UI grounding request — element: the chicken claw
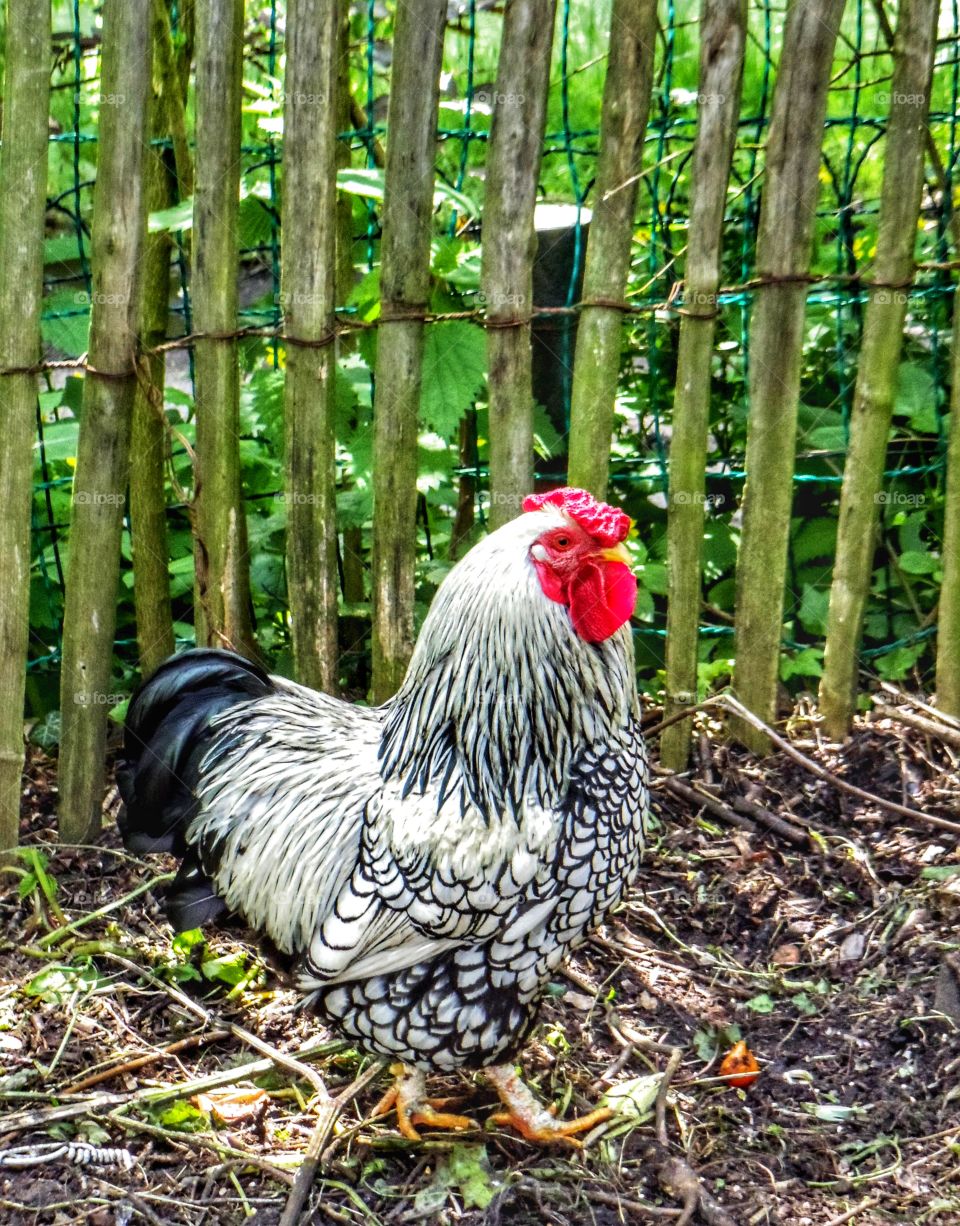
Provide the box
[373,1063,478,1141]
[486,1063,612,1146]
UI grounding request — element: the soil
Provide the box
[1,702,958,1225]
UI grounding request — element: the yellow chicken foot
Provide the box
[486,1063,612,1146]
[372,1062,478,1141]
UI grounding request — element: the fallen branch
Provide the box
[278,1060,385,1226]
[97,951,333,1100]
[871,701,960,752]
[823,1196,881,1226]
[584,1187,681,1218]
[60,1028,231,1095]
[660,776,759,837]
[0,1038,346,1137]
[714,695,960,837]
[109,1112,296,1186]
[878,681,960,730]
[655,1048,683,1146]
[37,873,175,948]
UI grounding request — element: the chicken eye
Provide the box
[554,534,572,549]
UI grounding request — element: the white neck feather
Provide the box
[379,510,638,818]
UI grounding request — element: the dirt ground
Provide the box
[1,699,959,1225]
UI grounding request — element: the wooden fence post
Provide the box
[731,0,846,751]
[193,0,255,657]
[281,0,340,693]
[370,0,447,702]
[130,0,190,679]
[937,289,960,715]
[566,0,657,500]
[0,0,52,854]
[820,0,940,738]
[482,0,557,529]
[58,0,152,842]
[660,0,747,772]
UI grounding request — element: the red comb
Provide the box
[521,487,631,546]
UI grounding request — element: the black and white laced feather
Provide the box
[118,506,649,1070]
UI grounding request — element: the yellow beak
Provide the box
[599,542,633,567]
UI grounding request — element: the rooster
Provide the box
[118,487,648,1142]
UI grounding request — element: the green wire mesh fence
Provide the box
[25,0,960,710]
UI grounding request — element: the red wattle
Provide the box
[568,561,637,643]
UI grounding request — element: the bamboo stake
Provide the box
[730,0,846,752]
[58,0,152,842]
[335,10,366,663]
[481,0,557,529]
[0,0,51,855]
[281,0,340,693]
[660,0,747,772]
[936,286,960,714]
[192,0,255,657]
[819,0,939,739]
[130,1,185,678]
[370,0,447,702]
[566,0,657,500]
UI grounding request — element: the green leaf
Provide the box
[41,290,90,357]
[894,362,938,432]
[150,1099,208,1132]
[781,646,824,682]
[24,963,102,1003]
[18,872,39,899]
[149,197,194,233]
[602,1072,663,1120]
[873,642,926,681]
[637,561,668,597]
[791,992,819,1016]
[793,517,837,566]
[171,928,206,959]
[798,585,830,635]
[898,549,938,575]
[201,951,250,988]
[29,710,62,750]
[336,167,479,219]
[920,865,960,880]
[419,322,487,435]
[745,993,777,1014]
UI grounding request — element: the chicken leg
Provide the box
[486,1063,612,1145]
[372,1063,478,1141]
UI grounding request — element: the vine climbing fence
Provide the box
[1,0,960,848]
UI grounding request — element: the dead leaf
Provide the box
[192,1085,269,1124]
[771,943,801,967]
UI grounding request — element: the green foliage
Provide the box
[414,1144,499,1214]
[24,959,105,1003]
[24,0,958,710]
[164,928,262,993]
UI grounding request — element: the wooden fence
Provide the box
[0,0,956,850]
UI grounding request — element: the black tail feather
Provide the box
[117,648,273,870]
